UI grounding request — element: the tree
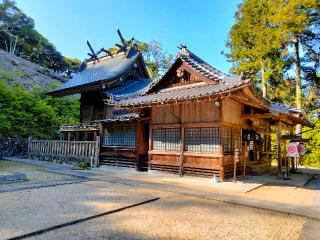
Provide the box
[0,0,34,54]
[225,0,285,99]
[0,79,79,139]
[226,0,320,167]
[137,41,173,79]
[109,40,173,79]
[0,0,70,73]
[269,0,320,134]
[64,57,81,76]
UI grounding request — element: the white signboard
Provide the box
[287,142,298,157]
[298,143,306,156]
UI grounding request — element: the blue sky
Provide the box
[15,0,242,74]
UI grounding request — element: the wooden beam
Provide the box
[240,113,276,119]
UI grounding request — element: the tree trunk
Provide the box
[294,34,302,135]
[261,60,268,99]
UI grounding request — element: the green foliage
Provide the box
[302,119,320,167]
[64,57,82,76]
[136,41,173,79]
[0,0,81,73]
[109,40,173,79]
[0,80,79,139]
[225,0,319,110]
[74,162,91,169]
[226,0,320,167]
[0,67,24,80]
[225,0,286,97]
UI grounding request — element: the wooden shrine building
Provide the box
[49,32,152,170]
[111,45,313,179]
[49,34,313,180]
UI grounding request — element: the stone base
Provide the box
[0,172,26,183]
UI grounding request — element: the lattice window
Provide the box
[262,135,271,152]
[103,123,135,147]
[152,128,181,151]
[185,127,220,152]
[223,128,232,154]
[224,127,241,154]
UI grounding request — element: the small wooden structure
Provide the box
[28,139,100,167]
[49,30,151,170]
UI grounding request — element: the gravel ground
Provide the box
[0,181,161,240]
[0,160,73,185]
[247,185,315,206]
[29,188,305,240]
[0,179,306,240]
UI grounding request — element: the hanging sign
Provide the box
[298,143,306,156]
[287,142,298,157]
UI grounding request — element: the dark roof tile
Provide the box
[49,49,141,95]
[112,78,250,107]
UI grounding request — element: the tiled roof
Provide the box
[146,45,229,93]
[49,48,141,95]
[269,102,303,115]
[112,109,140,119]
[104,78,152,100]
[93,109,140,123]
[112,77,250,107]
[269,102,314,127]
[177,46,228,81]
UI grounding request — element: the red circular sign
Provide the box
[287,143,298,157]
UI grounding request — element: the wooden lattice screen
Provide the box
[223,127,241,154]
[185,127,220,152]
[153,128,181,151]
[104,123,136,147]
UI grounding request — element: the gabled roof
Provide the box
[177,46,228,81]
[112,77,250,107]
[111,46,247,107]
[49,47,149,96]
[147,45,229,93]
[270,102,314,127]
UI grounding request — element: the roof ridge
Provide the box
[177,45,228,79]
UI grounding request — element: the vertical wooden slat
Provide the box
[276,121,282,177]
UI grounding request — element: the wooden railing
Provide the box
[28,139,100,167]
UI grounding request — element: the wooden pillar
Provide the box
[135,122,141,171]
[276,121,282,177]
[67,132,71,141]
[233,143,239,182]
[243,142,247,176]
[28,137,32,159]
[76,132,79,141]
[94,135,100,168]
[179,104,185,177]
[148,108,153,171]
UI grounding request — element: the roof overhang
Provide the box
[111,81,251,109]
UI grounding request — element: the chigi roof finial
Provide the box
[178,44,190,56]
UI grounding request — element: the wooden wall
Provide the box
[80,91,104,123]
[151,101,220,125]
[152,105,181,124]
[222,99,242,125]
[149,100,224,177]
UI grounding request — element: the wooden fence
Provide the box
[28,138,100,167]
